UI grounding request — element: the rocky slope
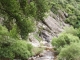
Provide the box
[28,11,69,46]
[28,11,69,60]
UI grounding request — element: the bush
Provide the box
[51,33,79,52]
[63,27,80,38]
[12,40,33,59]
[51,0,80,28]
[0,25,9,35]
[0,47,15,59]
[32,47,44,56]
[9,25,19,39]
[64,27,78,35]
[0,40,33,60]
[0,25,33,59]
[57,43,80,60]
[0,25,15,59]
[0,25,14,48]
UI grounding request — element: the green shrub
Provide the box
[0,47,15,59]
[64,2,80,28]
[52,33,79,52]
[65,15,79,28]
[51,0,80,28]
[9,25,19,39]
[0,25,14,48]
[0,40,33,60]
[63,27,80,38]
[0,25,33,59]
[64,27,78,35]
[33,0,50,20]
[0,25,8,35]
[57,43,80,60]
[12,40,33,59]
[0,25,15,59]
[32,47,44,56]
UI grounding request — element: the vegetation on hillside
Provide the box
[0,25,33,59]
[0,0,50,59]
[51,0,80,60]
[0,0,50,39]
[51,0,80,28]
[0,0,80,60]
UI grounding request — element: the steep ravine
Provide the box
[28,11,69,60]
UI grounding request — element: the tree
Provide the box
[0,0,50,39]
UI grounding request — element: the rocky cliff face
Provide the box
[28,11,69,47]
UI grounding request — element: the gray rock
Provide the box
[39,30,50,42]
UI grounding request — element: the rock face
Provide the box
[28,11,69,60]
[36,11,69,42]
[44,16,63,33]
[28,11,69,47]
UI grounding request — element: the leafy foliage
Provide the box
[0,25,33,59]
[51,0,80,59]
[33,0,50,20]
[63,27,80,38]
[32,47,44,56]
[51,0,80,28]
[0,0,50,39]
[0,40,33,60]
[9,25,19,39]
[0,0,51,59]
[52,33,79,52]
[57,43,80,60]
[12,40,33,59]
